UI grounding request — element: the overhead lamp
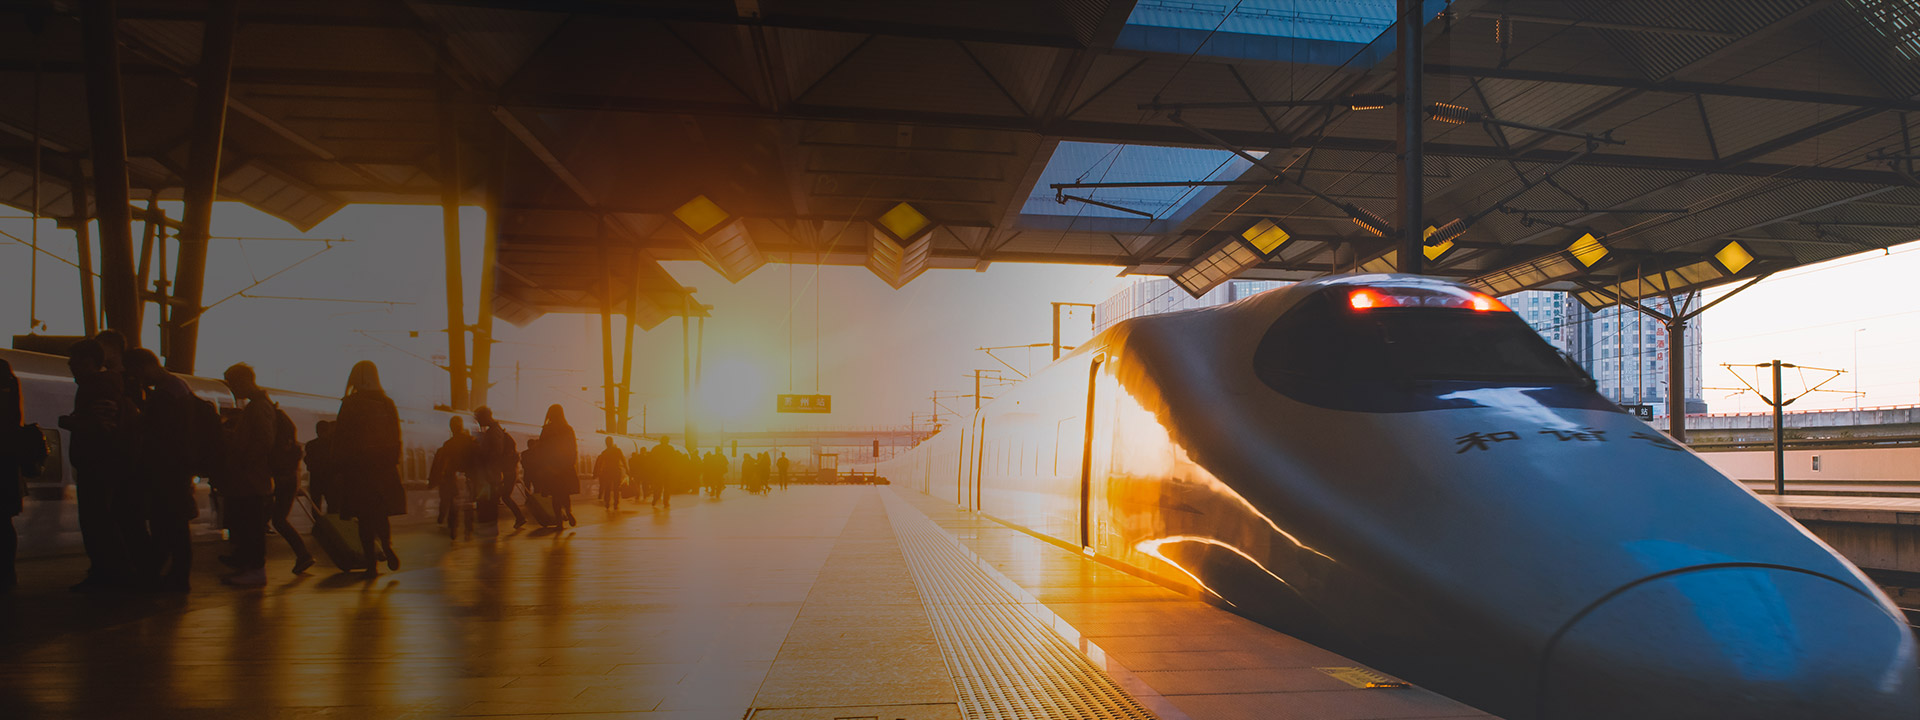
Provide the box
[875,202,933,245]
[1241,218,1293,255]
[868,202,936,289]
[1568,232,1609,268]
[672,195,730,236]
[1712,240,1754,275]
[671,194,765,283]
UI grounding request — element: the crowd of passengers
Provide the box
[0,328,792,593]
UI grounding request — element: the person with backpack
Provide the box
[267,401,314,576]
[123,350,200,592]
[471,406,522,530]
[217,364,278,587]
[334,361,405,574]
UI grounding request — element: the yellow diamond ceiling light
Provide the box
[1568,232,1608,268]
[673,195,730,237]
[1240,218,1292,255]
[877,202,932,243]
[1714,240,1753,274]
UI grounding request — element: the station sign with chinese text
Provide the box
[778,394,832,413]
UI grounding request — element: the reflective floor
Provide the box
[0,487,1489,719]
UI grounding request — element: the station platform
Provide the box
[0,486,1491,719]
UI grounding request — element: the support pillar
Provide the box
[438,91,470,410]
[69,167,98,337]
[472,148,501,409]
[616,254,638,434]
[168,0,238,372]
[598,236,618,435]
[683,295,698,452]
[1772,360,1786,497]
[1667,318,1687,441]
[81,0,140,340]
[1395,0,1425,275]
[134,198,157,331]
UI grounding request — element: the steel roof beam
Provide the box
[1428,64,1920,112]
[410,0,1085,48]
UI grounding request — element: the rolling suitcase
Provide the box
[525,491,558,527]
[302,496,366,571]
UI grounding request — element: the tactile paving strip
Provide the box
[884,494,1158,720]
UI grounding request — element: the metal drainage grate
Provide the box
[884,494,1158,720]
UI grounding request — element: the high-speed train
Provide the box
[4,347,591,557]
[879,274,1919,719]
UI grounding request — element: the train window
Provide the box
[1257,288,1589,410]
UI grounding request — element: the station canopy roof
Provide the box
[6,0,1920,320]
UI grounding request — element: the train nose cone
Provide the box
[1542,566,1918,720]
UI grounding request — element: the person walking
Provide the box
[334,361,405,575]
[629,445,651,507]
[218,364,278,587]
[305,421,337,513]
[595,438,625,511]
[705,449,727,498]
[124,350,199,591]
[472,407,523,529]
[60,339,131,591]
[266,399,314,576]
[429,416,475,540]
[1,358,44,592]
[776,452,789,490]
[532,405,578,527]
[595,439,625,514]
[649,439,677,508]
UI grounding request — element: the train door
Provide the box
[1079,356,1103,549]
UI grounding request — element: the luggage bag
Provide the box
[301,496,367,570]
[525,490,558,527]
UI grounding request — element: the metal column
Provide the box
[69,167,98,337]
[616,254,639,434]
[1395,0,1425,275]
[1667,318,1688,441]
[472,148,501,409]
[1772,359,1786,497]
[168,0,239,372]
[438,93,470,410]
[683,295,698,452]
[598,236,618,434]
[81,0,140,339]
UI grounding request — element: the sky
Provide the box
[3,200,1917,426]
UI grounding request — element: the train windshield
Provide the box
[1256,287,1586,403]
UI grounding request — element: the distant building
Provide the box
[1484,290,1707,416]
[1094,281,1707,415]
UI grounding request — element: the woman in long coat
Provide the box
[333,361,405,573]
[533,404,578,527]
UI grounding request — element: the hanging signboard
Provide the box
[778,394,832,414]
